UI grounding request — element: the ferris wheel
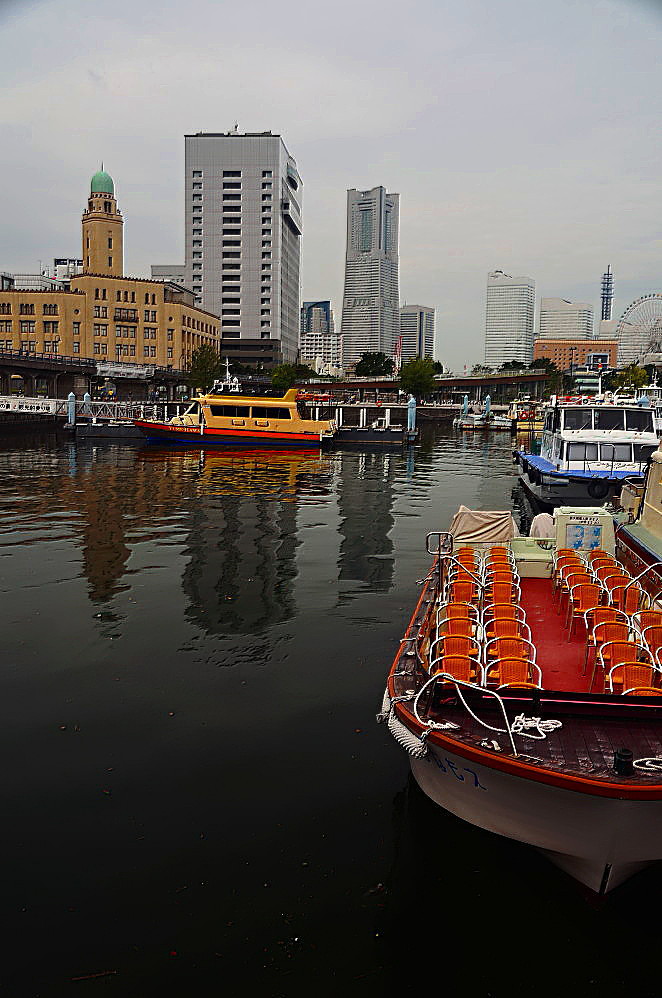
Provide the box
[616,293,662,365]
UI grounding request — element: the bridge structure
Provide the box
[295,369,550,401]
[0,348,188,400]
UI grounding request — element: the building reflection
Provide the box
[336,451,395,594]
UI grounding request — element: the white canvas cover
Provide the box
[448,505,520,543]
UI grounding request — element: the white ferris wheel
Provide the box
[616,293,662,366]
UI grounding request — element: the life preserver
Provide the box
[587,479,610,501]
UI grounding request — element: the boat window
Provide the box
[184,402,200,416]
[250,406,291,419]
[600,443,632,462]
[544,412,554,431]
[563,409,593,430]
[209,404,250,416]
[567,443,599,462]
[594,408,625,430]
[625,410,654,432]
[634,443,657,463]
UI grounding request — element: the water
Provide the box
[0,427,659,997]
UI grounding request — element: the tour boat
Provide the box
[515,396,658,506]
[453,413,512,432]
[379,499,662,893]
[134,376,336,449]
[507,398,544,433]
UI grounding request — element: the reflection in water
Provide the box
[337,451,395,595]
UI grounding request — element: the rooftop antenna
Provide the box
[230,122,239,135]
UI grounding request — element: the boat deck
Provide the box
[520,578,589,693]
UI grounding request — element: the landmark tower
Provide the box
[82,168,124,277]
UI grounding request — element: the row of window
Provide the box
[93,288,160,305]
[0,303,61,316]
[191,170,273,178]
[208,405,290,419]
[566,442,656,463]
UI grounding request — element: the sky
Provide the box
[1,0,660,370]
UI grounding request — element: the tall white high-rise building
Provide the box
[484,270,536,368]
[399,305,435,361]
[340,186,400,368]
[538,297,593,340]
[153,130,303,366]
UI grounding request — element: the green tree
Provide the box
[529,357,562,393]
[355,352,394,376]
[500,360,526,371]
[271,364,299,390]
[603,364,648,392]
[399,357,437,398]
[187,344,222,392]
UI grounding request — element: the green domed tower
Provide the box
[82,165,123,275]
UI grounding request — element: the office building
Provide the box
[154,130,303,368]
[340,186,400,368]
[533,338,617,371]
[538,297,593,340]
[0,169,219,367]
[399,304,435,361]
[299,300,341,368]
[484,270,535,367]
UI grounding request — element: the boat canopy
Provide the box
[448,505,520,543]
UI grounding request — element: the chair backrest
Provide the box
[588,549,610,562]
[493,657,535,687]
[623,686,662,697]
[443,618,474,638]
[609,662,656,694]
[486,583,518,604]
[486,571,517,584]
[486,636,535,661]
[570,583,602,609]
[614,584,642,614]
[602,572,631,590]
[482,603,526,624]
[592,607,626,630]
[600,640,650,667]
[595,565,621,582]
[565,572,591,590]
[439,601,473,619]
[593,621,629,647]
[635,610,662,633]
[439,635,478,658]
[449,582,479,604]
[433,655,475,683]
[489,618,529,639]
[642,625,662,653]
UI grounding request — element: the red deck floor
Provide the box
[519,577,591,693]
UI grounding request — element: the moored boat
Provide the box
[507,398,544,433]
[379,501,662,893]
[134,376,336,448]
[515,395,657,506]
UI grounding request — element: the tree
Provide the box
[500,360,526,371]
[399,357,437,398]
[355,352,394,376]
[271,364,299,390]
[529,357,562,393]
[187,344,222,392]
[603,364,648,392]
[433,361,445,374]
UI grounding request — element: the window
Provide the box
[222,228,240,236]
[567,443,598,462]
[73,342,80,353]
[262,194,271,202]
[594,409,624,431]
[93,342,100,355]
[262,252,271,259]
[193,263,202,270]
[563,409,593,431]
[102,289,107,300]
[262,170,272,177]
[223,240,240,247]
[145,293,150,304]
[108,257,113,267]
[209,404,250,416]
[222,308,240,315]
[167,329,174,340]
[193,217,202,224]
[20,303,35,315]
[223,182,241,189]
[261,264,271,271]
[193,240,202,247]
[223,170,241,177]
[0,320,12,332]
[20,321,35,333]
[193,229,202,236]
[262,182,272,190]
[262,229,272,237]
[261,297,271,304]
[193,252,203,258]
[223,263,240,270]
[223,297,240,304]
[600,443,631,462]
[261,309,270,315]
[626,410,654,432]
[143,345,151,356]
[251,406,290,419]
[192,183,202,190]
[43,303,58,315]
[94,324,107,336]
[73,322,80,335]
[167,347,173,358]
[192,194,202,201]
[193,170,203,178]
[222,319,240,327]
[222,252,240,259]
[108,238,113,249]
[129,344,135,356]
[0,303,11,314]
[43,321,58,334]
[635,444,657,463]
[223,193,241,201]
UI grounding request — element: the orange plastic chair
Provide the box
[588,549,611,562]
[433,635,480,663]
[623,687,662,697]
[483,657,542,688]
[484,581,521,606]
[634,610,662,638]
[642,625,662,664]
[565,583,602,638]
[484,636,536,664]
[559,571,592,618]
[432,655,477,684]
[590,640,649,692]
[447,582,480,605]
[583,607,629,674]
[482,602,526,624]
[613,583,642,616]
[441,618,475,639]
[484,618,532,642]
[607,661,659,694]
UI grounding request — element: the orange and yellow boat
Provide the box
[134,378,336,449]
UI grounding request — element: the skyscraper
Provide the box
[153,130,303,366]
[340,187,400,368]
[299,301,341,369]
[484,270,535,368]
[399,305,435,361]
[538,298,593,339]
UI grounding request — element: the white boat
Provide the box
[515,395,658,506]
[453,412,511,431]
[379,503,662,893]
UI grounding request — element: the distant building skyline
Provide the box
[484,270,535,368]
[399,304,435,361]
[340,186,400,368]
[299,300,341,368]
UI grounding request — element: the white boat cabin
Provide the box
[540,399,658,473]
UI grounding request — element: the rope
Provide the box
[633,757,662,772]
[510,715,563,740]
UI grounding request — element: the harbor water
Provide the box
[1,426,660,997]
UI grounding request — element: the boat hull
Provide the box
[518,469,627,507]
[134,419,329,448]
[411,743,662,893]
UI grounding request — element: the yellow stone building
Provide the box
[0,169,220,369]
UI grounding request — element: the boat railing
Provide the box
[412,674,519,756]
[623,563,662,605]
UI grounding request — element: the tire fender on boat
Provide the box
[587,479,610,501]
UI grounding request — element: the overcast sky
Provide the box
[1,0,660,369]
